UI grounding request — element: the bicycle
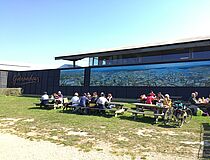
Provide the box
[164,101,192,127]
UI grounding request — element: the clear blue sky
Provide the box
[0,0,210,67]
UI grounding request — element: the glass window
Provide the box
[89,57,93,66]
[193,51,210,59]
[142,55,162,63]
[162,53,190,61]
[93,57,98,66]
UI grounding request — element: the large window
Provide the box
[59,69,84,86]
[90,60,210,87]
[193,50,210,59]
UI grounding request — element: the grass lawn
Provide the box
[0,96,209,159]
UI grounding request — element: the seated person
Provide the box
[139,94,147,103]
[146,93,155,104]
[206,94,210,103]
[163,94,172,108]
[96,92,108,109]
[40,92,49,106]
[188,92,199,116]
[87,92,92,101]
[91,92,98,103]
[107,93,115,109]
[79,93,89,107]
[107,93,113,103]
[70,92,80,106]
[56,91,63,104]
[156,92,164,102]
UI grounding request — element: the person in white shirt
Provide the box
[96,92,108,109]
[40,92,49,106]
[71,92,80,106]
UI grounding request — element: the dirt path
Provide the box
[0,132,131,160]
[0,132,199,160]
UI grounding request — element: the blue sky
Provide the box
[0,0,210,68]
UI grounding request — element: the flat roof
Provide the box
[55,36,210,61]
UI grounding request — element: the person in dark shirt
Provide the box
[79,93,89,107]
[188,92,199,116]
[91,92,98,103]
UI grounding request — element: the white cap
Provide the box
[165,94,170,98]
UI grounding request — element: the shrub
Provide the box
[0,88,22,96]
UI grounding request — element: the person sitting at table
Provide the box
[79,93,89,107]
[145,93,155,104]
[107,93,113,103]
[96,92,108,109]
[72,93,89,113]
[157,92,164,102]
[206,94,210,103]
[149,90,156,97]
[163,94,172,108]
[87,92,92,101]
[189,92,199,105]
[71,92,80,106]
[139,94,147,103]
[91,92,98,103]
[55,91,63,104]
[195,91,199,101]
[188,92,199,116]
[40,92,49,106]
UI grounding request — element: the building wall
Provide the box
[0,71,8,88]
[7,60,210,100]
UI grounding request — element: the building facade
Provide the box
[6,38,210,100]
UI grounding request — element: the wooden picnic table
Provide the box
[195,103,210,114]
[65,101,127,117]
[128,103,167,123]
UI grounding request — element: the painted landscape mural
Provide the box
[60,69,84,86]
[90,61,210,87]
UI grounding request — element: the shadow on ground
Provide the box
[60,109,114,118]
[200,123,210,159]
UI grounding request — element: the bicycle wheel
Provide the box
[176,111,184,128]
[184,108,192,123]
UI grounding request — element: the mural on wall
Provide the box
[12,73,40,86]
[59,69,84,86]
[90,60,210,87]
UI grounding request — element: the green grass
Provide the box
[0,95,209,158]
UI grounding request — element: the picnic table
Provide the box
[196,103,210,114]
[34,102,60,109]
[65,101,127,117]
[128,103,168,123]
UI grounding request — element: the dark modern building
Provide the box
[5,37,210,100]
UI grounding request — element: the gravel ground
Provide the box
[0,133,131,160]
[0,132,199,160]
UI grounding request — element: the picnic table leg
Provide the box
[154,115,158,124]
[133,113,137,120]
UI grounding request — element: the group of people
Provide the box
[188,91,210,116]
[139,90,210,116]
[70,92,113,110]
[40,91,64,106]
[40,90,113,110]
[140,91,172,108]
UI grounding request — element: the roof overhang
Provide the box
[55,37,210,62]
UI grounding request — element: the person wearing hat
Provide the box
[40,91,49,106]
[163,94,172,108]
[71,92,80,106]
